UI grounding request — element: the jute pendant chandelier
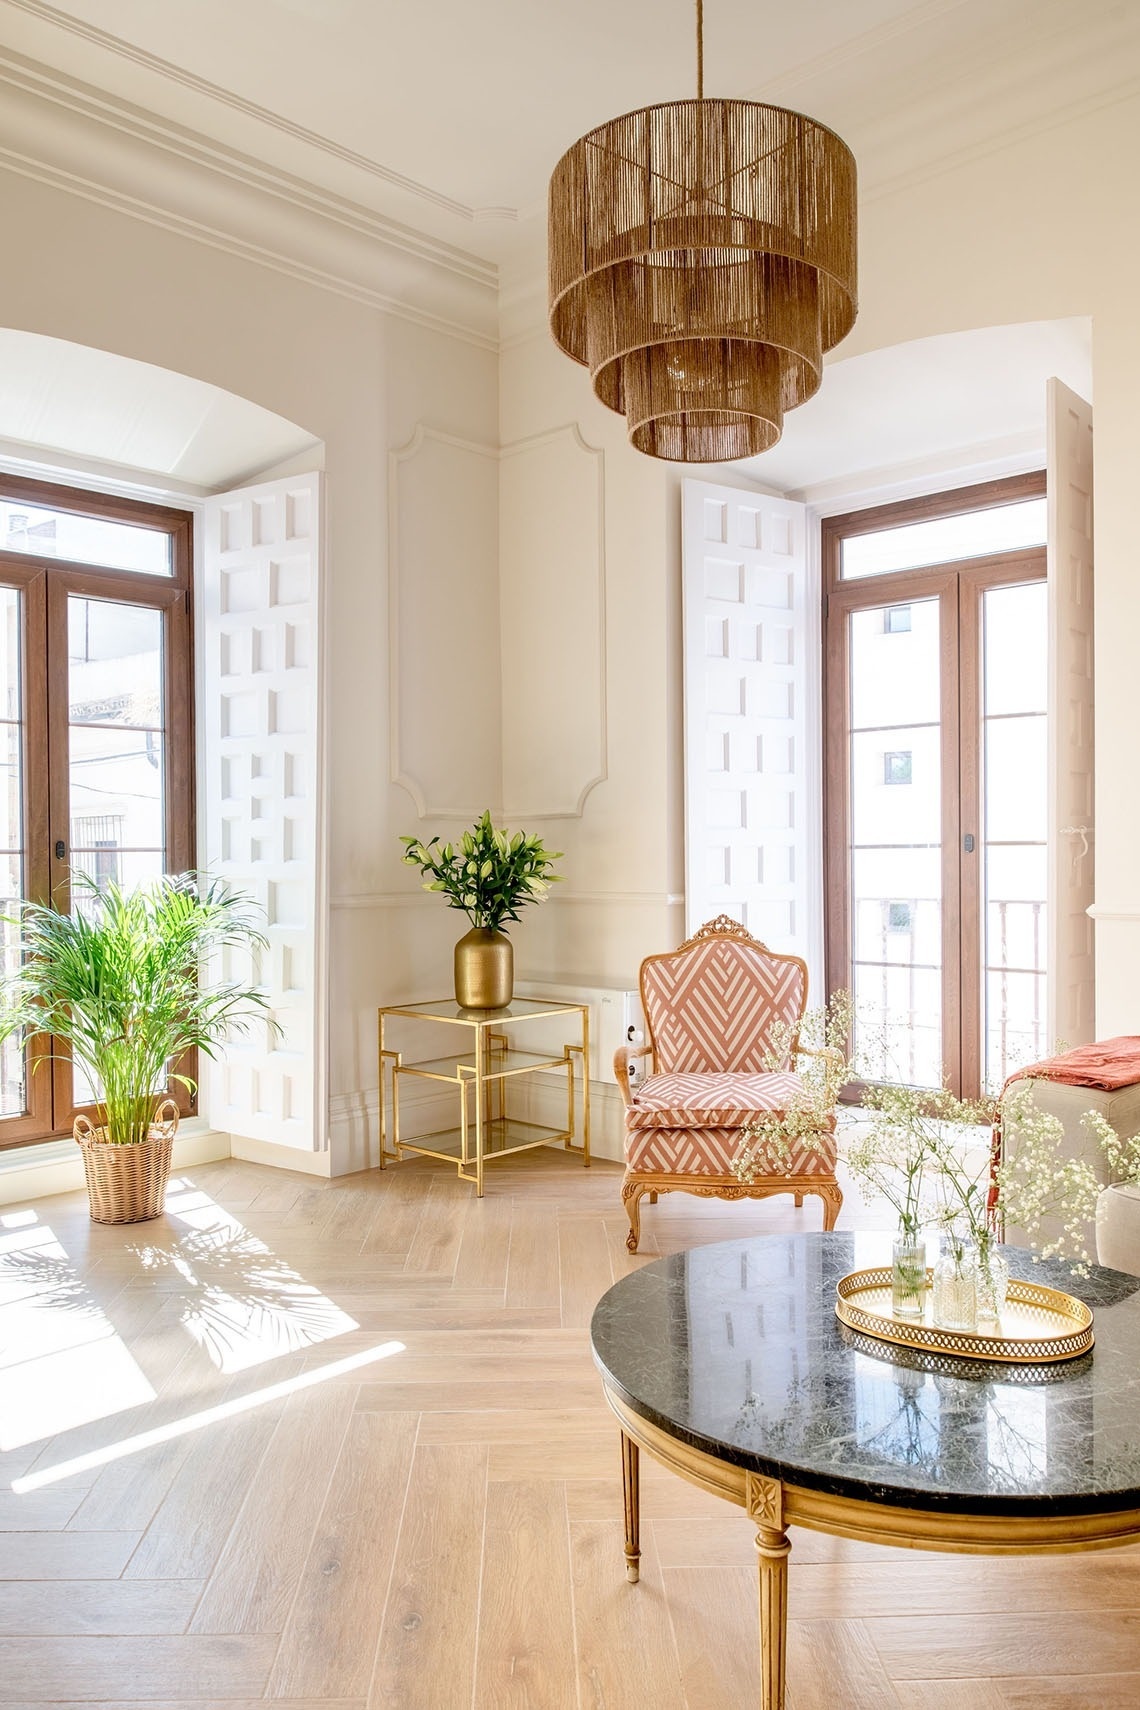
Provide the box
[548,0,857,462]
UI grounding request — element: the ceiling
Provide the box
[2,0,1136,264]
[0,330,321,489]
[744,319,1094,495]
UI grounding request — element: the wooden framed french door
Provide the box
[0,475,194,1148]
[823,474,1048,1098]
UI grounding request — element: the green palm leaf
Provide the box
[0,873,274,1145]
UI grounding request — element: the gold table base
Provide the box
[603,1384,1140,1710]
[377,998,590,1196]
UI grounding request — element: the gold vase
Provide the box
[454,927,513,1009]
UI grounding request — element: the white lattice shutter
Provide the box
[1046,379,1095,1047]
[201,474,325,1152]
[682,480,816,971]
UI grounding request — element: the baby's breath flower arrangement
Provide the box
[732,992,855,1183]
[400,811,562,932]
[995,1085,1139,1269]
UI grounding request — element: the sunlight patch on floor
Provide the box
[0,1216,155,1451]
[11,1336,405,1492]
[131,1182,359,1374]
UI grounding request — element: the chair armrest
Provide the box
[794,1043,843,1068]
[792,1043,847,1116]
[614,1043,653,1107]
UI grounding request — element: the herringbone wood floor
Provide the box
[1,1149,1138,1709]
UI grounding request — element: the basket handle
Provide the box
[152,1098,180,1139]
[73,1112,97,1145]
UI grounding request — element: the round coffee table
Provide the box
[590,1232,1140,1709]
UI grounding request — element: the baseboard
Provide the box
[328,1083,460,1177]
[0,1122,232,1208]
[229,1133,333,1178]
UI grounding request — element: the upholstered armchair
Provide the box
[615,915,843,1252]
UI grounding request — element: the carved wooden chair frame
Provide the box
[614,915,843,1252]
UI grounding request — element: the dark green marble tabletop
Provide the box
[590,1232,1140,1517]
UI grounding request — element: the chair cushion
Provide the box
[626,1070,806,1131]
[626,1123,838,1177]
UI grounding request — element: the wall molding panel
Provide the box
[500,423,607,819]
[389,421,608,823]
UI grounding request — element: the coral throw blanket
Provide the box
[989,1038,1140,1209]
[1003,1037,1140,1094]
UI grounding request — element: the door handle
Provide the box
[963,834,976,853]
[54,840,66,860]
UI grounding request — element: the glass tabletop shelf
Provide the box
[396,1048,571,1082]
[398,1117,571,1165]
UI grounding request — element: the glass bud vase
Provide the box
[891,1232,927,1320]
[932,1239,977,1332]
[971,1239,1010,1328]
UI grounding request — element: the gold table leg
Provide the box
[620,1431,640,1583]
[749,1474,790,1710]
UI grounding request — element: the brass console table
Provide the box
[377,997,590,1195]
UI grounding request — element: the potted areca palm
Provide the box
[0,872,272,1223]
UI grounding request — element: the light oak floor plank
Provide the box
[0,1532,141,1580]
[474,1479,578,1709]
[266,1408,419,1700]
[870,1612,1140,1679]
[123,1400,285,1582]
[0,1634,278,1701]
[0,1577,203,1636]
[368,1442,487,1710]
[571,1521,687,1710]
[189,1382,357,1635]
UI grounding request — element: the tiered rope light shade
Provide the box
[548,3,857,461]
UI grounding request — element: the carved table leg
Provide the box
[620,1431,640,1583]
[749,1474,789,1709]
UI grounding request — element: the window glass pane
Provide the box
[1,499,171,576]
[841,497,1045,580]
[981,581,1048,1090]
[68,597,166,885]
[984,581,1047,715]
[69,600,164,728]
[849,597,942,1087]
[849,599,940,727]
[984,716,1047,844]
[69,727,165,868]
[851,727,940,845]
[0,589,25,1117]
[0,717,21,855]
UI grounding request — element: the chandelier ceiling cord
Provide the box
[548,0,858,462]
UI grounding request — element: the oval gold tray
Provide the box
[835,1266,1094,1363]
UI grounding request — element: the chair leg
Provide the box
[622,1178,647,1253]
[817,1183,843,1232]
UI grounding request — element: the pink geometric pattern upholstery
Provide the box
[626,1124,838,1177]
[641,937,806,1073]
[626,1070,805,1130]
[618,921,842,1254]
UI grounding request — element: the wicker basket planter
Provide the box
[73,1099,179,1225]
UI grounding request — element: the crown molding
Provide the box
[0,57,499,349]
[1,0,518,226]
[0,48,498,288]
